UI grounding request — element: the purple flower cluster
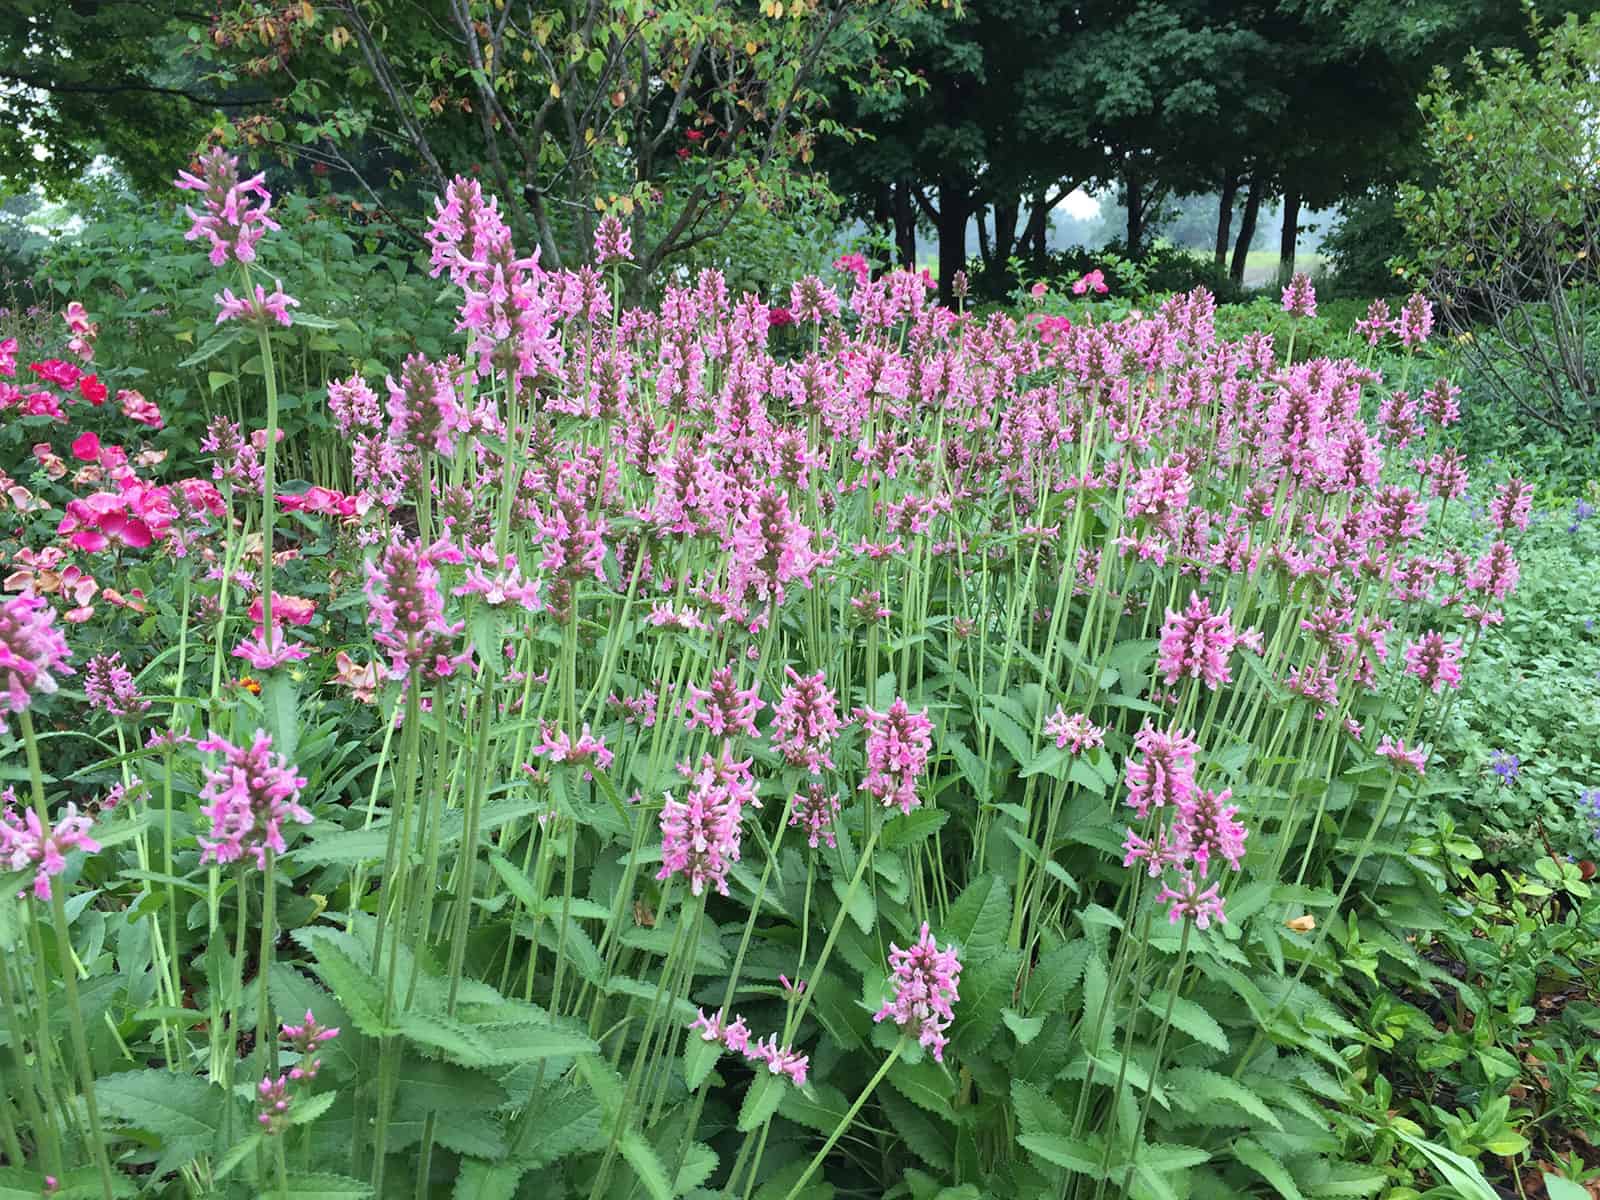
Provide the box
[857,697,934,815]
[83,652,148,717]
[0,591,73,734]
[1043,707,1104,754]
[195,730,312,869]
[0,788,100,901]
[873,922,963,1062]
[173,147,280,267]
[1157,593,1237,690]
[771,668,843,774]
[363,535,470,681]
[689,1009,809,1085]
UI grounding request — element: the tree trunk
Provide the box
[1278,188,1302,285]
[892,181,916,268]
[937,178,968,304]
[1230,175,1263,286]
[1024,196,1051,262]
[990,196,1020,269]
[976,206,992,268]
[1214,170,1239,272]
[872,183,893,258]
[1126,170,1144,256]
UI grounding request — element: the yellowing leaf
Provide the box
[745,40,757,55]
[1285,915,1315,933]
[550,82,561,99]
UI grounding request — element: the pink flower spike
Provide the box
[873,922,962,1062]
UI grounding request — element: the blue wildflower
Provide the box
[1488,749,1520,784]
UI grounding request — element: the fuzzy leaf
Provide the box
[620,1131,673,1200]
[886,1055,957,1121]
[95,1070,233,1177]
[1143,991,1229,1053]
[275,1174,374,1200]
[738,1070,787,1132]
[942,874,1010,955]
[1017,1133,1106,1176]
[1233,1137,1305,1200]
[453,1160,525,1200]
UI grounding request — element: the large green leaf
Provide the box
[95,1070,234,1178]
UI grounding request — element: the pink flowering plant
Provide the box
[0,162,1536,1200]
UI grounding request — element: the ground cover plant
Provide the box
[0,155,1571,1200]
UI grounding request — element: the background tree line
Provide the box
[1,0,1594,303]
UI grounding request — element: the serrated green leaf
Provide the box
[1018,1132,1107,1175]
[307,938,396,1037]
[942,874,1010,955]
[274,1172,374,1200]
[1011,1079,1069,1138]
[95,1070,232,1177]
[1002,1007,1045,1044]
[887,1054,956,1121]
[982,704,1034,769]
[878,1086,954,1173]
[881,808,950,850]
[1025,941,1088,1015]
[453,1159,525,1200]
[738,1070,787,1132]
[1144,991,1229,1053]
[620,1131,673,1200]
[954,948,1021,1054]
[1233,1137,1305,1200]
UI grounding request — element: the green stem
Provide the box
[780,1040,904,1200]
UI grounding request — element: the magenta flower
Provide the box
[214,281,299,328]
[1071,269,1108,296]
[82,652,149,717]
[0,789,100,901]
[1354,298,1394,345]
[789,784,842,849]
[1466,541,1519,601]
[1123,726,1200,819]
[363,535,469,681]
[1489,478,1533,532]
[1404,631,1464,693]
[257,1074,293,1134]
[856,697,934,815]
[195,730,312,869]
[174,147,280,267]
[728,483,821,605]
[1397,293,1434,348]
[280,1009,339,1082]
[1280,272,1317,319]
[1042,707,1104,754]
[593,213,633,264]
[874,922,963,1062]
[1421,378,1462,428]
[747,1035,810,1085]
[771,668,843,773]
[1157,593,1237,690]
[656,779,742,897]
[232,625,309,671]
[385,353,467,457]
[1155,873,1226,929]
[1376,737,1429,775]
[684,667,764,740]
[531,722,613,775]
[0,591,74,734]
[1173,787,1247,873]
[789,275,841,323]
[200,416,263,491]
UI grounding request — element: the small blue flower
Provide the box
[1488,749,1520,784]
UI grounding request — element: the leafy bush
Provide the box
[1398,12,1600,434]
[0,159,1575,1200]
[1320,189,1411,300]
